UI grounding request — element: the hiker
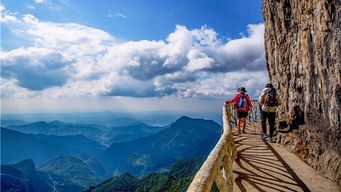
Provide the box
[258,83,281,143]
[225,87,252,134]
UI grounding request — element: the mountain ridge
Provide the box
[96,116,221,177]
[1,127,105,165]
[7,121,105,141]
[1,158,84,192]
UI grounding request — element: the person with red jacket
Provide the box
[225,87,252,134]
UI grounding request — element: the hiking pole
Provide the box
[250,106,257,135]
[253,118,256,135]
[252,110,257,135]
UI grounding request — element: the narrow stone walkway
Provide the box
[232,120,340,192]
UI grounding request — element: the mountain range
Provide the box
[1,119,27,127]
[1,156,211,192]
[1,128,105,165]
[4,119,167,145]
[1,115,222,191]
[6,121,107,141]
[95,116,221,177]
[82,156,219,192]
[1,111,222,127]
[102,122,166,145]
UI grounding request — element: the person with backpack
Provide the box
[259,83,281,143]
[225,87,252,134]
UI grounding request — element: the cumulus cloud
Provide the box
[0,78,37,98]
[1,47,72,90]
[0,5,5,12]
[167,71,269,98]
[0,5,19,23]
[1,9,267,99]
[21,14,114,56]
[1,11,115,92]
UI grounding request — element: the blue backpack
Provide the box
[237,96,247,112]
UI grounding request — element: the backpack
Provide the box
[264,88,277,107]
[237,95,248,112]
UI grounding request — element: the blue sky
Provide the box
[2,0,263,42]
[1,0,268,114]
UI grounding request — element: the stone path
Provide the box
[232,120,340,192]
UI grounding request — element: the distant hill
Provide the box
[39,156,101,187]
[82,156,216,192]
[5,120,164,144]
[1,128,105,165]
[1,159,83,192]
[102,122,166,145]
[1,112,222,128]
[99,117,142,127]
[7,120,106,141]
[1,119,27,127]
[95,116,221,177]
[0,113,140,127]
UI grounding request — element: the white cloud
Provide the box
[108,13,127,18]
[0,78,38,98]
[0,5,19,23]
[0,13,18,23]
[115,13,127,18]
[185,49,214,72]
[1,10,267,101]
[1,47,73,90]
[27,5,36,9]
[170,71,269,98]
[21,14,114,56]
[34,0,47,3]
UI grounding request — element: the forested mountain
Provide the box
[95,116,221,177]
[1,157,211,192]
[39,156,101,187]
[82,156,214,192]
[1,116,222,191]
[1,159,83,192]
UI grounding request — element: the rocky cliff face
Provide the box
[262,0,340,184]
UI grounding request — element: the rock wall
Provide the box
[262,0,341,184]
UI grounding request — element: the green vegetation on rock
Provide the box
[169,156,206,178]
[83,156,219,192]
[39,156,101,187]
[1,158,97,192]
[83,174,139,192]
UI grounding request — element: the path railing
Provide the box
[187,100,259,192]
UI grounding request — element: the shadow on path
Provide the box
[232,122,310,192]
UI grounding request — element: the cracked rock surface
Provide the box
[262,0,340,185]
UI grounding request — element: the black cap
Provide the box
[238,87,247,93]
[266,83,273,88]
